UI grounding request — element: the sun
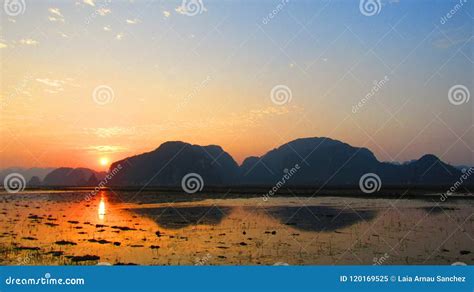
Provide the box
[99,157,109,167]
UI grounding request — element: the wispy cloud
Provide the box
[20,39,39,46]
[96,7,111,16]
[83,145,128,153]
[115,33,124,40]
[103,25,111,31]
[0,42,7,49]
[126,18,140,24]
[48,8,63,17]
[84,127,137,138]
[35,78,78,94]
[83,0,95,7]
[163,11,170,18]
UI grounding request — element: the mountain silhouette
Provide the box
[43,168,106,186]
[104,137,471,188]
[108,141,239,186]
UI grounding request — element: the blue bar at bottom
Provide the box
[0,266,472,292]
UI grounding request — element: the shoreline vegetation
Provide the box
[3,186,473,199]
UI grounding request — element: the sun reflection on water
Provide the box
[98,195,106,220]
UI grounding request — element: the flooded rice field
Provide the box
[0,190,473,265]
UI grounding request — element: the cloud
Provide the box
[83,0,95,7]
[103,25,111,31]
[48,8,62,17]
[96,7,111,16]
[83,145,128,153]
[35,78,78,94]
[433,26,474,49]
[0,42,7,49]
[163,11,170,18]
[126,18,140,24]
[115,33,124,40]
[84,127,137,138]
[20,39,39,46]
[36,78,64,88]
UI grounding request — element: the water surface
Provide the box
[0,190,472,265]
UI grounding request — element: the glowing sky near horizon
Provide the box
[0,0,473,170]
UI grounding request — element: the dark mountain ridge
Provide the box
[105,137,472,188]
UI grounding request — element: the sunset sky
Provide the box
[1,0,473,170]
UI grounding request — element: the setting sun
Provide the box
[99,157,109,167]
